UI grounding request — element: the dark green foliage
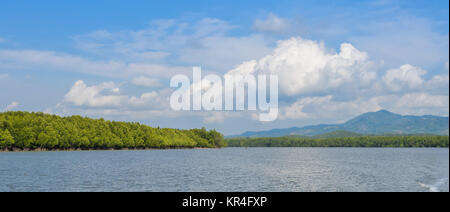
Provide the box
[226,135,449,148]
[0,111,225,150]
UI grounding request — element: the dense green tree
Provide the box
[0,129,15,149]
[0,111,225,151]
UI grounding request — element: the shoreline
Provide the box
[0,147,219,152]
[1,146,449,152]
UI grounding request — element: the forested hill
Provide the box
[231,110,449,137]
[0,111,225,151]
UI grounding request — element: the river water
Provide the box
[0,148,448,192]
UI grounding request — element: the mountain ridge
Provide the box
[229,110,449,138]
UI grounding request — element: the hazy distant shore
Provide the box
[226,135,449,148]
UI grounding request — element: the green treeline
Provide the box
[0,111,225,150]
[226,136,449,148]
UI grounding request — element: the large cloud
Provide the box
[276,62,449,120]
[180,37,449,123]
[221,37,449,120]
[227,37,377,96]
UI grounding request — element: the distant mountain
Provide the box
[230,110,449,137]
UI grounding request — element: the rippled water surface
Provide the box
[0,148,448,192]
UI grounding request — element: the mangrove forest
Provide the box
[0,111,225,151]
[226,136,449,148]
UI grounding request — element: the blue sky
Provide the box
[0,0,449,135]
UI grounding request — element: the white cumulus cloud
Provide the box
[227,37,377,96]
[64,80,126,107]
[383,64,427,92]
[63,80,168,109]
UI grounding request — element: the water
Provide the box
[0,148,448,192]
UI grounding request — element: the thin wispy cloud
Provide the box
[253,14,291,33]
[3,101,19,111]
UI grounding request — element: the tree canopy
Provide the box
[0,111,225,150]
